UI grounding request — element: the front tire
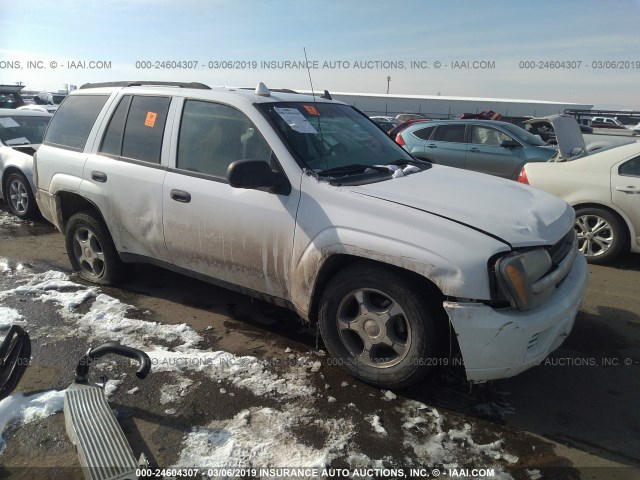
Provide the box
[5,172,37,220]
[574,207,626,264]
[319,263,441,388]
[65,212,126,285]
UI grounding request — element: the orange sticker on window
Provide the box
[144,111,158,127]
[303,105,319,115]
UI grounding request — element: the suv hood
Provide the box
[524,114,586,159]
[349,165,574,248]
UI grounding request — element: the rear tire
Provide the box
[5,172,37,220]
[319,263,441,388]
[574,207,626,264]
[65,212,127,285]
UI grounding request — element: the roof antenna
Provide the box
[303,47,316,101]
[303,47,327,170]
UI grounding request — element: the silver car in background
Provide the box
[396,119,558,179]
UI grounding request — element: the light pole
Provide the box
[386,76,391,94]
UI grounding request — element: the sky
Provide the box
[1,0,639,109]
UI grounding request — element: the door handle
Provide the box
[426,144,437,148]
[468,148,480,152]
[616,186,640,194]
[170,189,191,203]
[91,171,107,183]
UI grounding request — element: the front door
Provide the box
[162,99,300,300]
[465,125,523,178]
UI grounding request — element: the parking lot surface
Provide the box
[0,206,638,480]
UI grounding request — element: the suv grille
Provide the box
[548,229,576,266]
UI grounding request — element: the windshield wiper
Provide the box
[386,158,432,169]
[317,164,392,176]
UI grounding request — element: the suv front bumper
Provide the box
[444,253,588,382]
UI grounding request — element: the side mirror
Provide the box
[500,140,521,148]
[227,159,290,195]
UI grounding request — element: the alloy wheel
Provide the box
[336,288,412,368]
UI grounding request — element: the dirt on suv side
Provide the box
[34,81,589,388]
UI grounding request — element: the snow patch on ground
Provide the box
[399,400,514,479]
[365,414,387,435]
[2,271,315,400]
[0,211,25,227]
[0,389,65,452]
[0,306,26,329]
[0,270,98,309]
[160,376,194,405]
[382,390,396,401]
[174,407,354,470]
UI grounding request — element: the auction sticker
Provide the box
[274,107,317,134]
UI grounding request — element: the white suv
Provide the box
[34,81,588,388]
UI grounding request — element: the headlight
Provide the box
[495,249,552,311]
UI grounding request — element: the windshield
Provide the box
[258,102,414,171]
[500,122,548,146]
[0,114,51,145]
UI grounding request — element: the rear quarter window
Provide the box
[43,95,109,151]
[412,126,435,140]
[619,156,640,177]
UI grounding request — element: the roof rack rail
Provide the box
[238,87,299,94]
[79,81,211,90]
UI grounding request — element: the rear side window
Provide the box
[100,95,132,156]
[470,126,513,146]
[432,124,466,143]
[44,95,108,151]
[121,96,171,163]
[99,95,170,163]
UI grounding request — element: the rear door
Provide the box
[426,123,467,168]
[81,94,174,259]
[611,155,640,248]
[162,98,299,300]
[465,125,524,178]
[403,125,435,159]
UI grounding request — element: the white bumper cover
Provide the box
[445,253,589,382]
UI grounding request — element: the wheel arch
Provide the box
[310,254,461,377]
[308,254,451,332]
[56,191,110,233]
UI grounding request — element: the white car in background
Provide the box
[0,108,52,219]
[518,142,640,263]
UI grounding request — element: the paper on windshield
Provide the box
[274,107,318,134]
[0,117,21,128]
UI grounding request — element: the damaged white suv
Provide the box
[34,81,588,388]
